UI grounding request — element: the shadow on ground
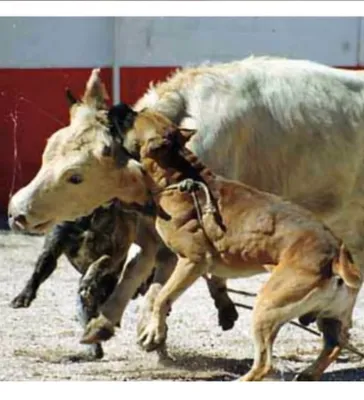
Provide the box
[157,348,364,381]
[158,350,252,380]
[12,345,364,381]
[321,367,364,381]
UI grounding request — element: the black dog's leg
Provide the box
[76,289,104,360]
[77,274,119,359]
[77,256,119,360]
[10,224,69,308]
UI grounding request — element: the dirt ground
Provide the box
[1,230,364,381]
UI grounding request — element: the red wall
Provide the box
[120,67,178,104]
[0,68,113,214]
[0,65,360,215]
[0,67,177,214]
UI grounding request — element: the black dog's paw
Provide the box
[10,290,35,308]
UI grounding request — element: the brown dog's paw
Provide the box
[218,302,239,331]
[137,320,167,352]
[80,315,115,344]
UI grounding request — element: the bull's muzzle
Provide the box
[8,213,28,231]
[8,194,54,234]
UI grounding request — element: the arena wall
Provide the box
[0,17,363,214]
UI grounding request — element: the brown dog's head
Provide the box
[141,125,196,161]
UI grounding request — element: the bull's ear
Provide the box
[144,136,170,158]
[177,128,197,145]
[65,88,79,107]
[83,68,110,109]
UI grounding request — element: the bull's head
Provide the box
[8,69,150,234]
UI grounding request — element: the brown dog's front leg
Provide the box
[137,256,204,352]
[137,246,177,340]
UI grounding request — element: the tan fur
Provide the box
[119,110,362,381]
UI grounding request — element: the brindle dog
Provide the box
[10,200,152,360]
[11,199,238,360]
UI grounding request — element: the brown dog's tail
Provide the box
[332,244,362,289]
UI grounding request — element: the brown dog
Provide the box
[130,110,362,381]
[84,108,362,381]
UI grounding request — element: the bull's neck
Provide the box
[143,146,216,194]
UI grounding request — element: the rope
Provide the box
[155,178,217,239]
[233,301,364,359]
[227,288,257,297]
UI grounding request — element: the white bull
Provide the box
[8,56,364,344]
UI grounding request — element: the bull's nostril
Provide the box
[13,214,28,229]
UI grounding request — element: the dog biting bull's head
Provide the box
[8,70,150,234]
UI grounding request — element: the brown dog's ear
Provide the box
[144,136,170,158]
[177,128,197,145]
[101,142,131,168]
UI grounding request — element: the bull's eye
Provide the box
[68,174,83,185]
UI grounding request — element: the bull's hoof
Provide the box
[10,291,35,308]
[61,344,104,363]
[88,343,104,360]
[293,372,317,381]
[81,315,115,344]
[218,302,239,331]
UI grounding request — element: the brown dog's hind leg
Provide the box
[239,310,281,381]
[240,263,323,381]
[294,318,343,381]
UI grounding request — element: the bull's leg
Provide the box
[138,256,204,351]
[204,275,238,331]
[81,242,158,344]
[294,318,344,381]
[10,225,67,308]
[76,269,119,360]
[78,255,112,308]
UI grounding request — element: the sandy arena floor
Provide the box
[1,230,364,381]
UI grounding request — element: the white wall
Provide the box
[0,17,362,68]
[115,17,362,67]
[0,17,114,67]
